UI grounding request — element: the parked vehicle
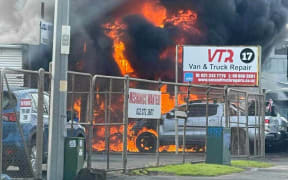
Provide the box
[133,102,288,153]
[2,87,85,176]
[264,103,288,151]
[264,89,288,151]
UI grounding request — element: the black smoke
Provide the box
[161,0,288,59]
[70,0,288,80]
[123,15,175,80]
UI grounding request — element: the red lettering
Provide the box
[208,49,217,62]
[129,92,147,105]
[208,49,234,63]
[224,49,234,63]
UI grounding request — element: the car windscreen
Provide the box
[3,91,17,110]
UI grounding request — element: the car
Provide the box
[264,102,288,152]
[133,101,288,153]
[1,87,86,176]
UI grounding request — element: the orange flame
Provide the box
[166,10,198,31]
[91,0,201,152]
[73,98,81,121]
[141,0,167,28]
[160,85,198,114]
[104,21,134,76]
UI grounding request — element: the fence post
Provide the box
[35,68,45,179]
[87,76,96,169]
[122,75,129,173]
[106,79,113,170]
[205,88,211,160]
[175,45,179,154]
[70,74,75,129]
[156,79,162,166]
[0,70,3,175]
[182,84,191,163]
[257,96,261,156]
[224,86,229,128]
[245,93,250,156]
[237,93,240,156]
[261,90,266,157]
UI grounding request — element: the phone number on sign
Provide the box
[136,108,154,116]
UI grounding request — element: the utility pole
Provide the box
[47,0,70,179]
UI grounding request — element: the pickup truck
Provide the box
[133,102,288,153]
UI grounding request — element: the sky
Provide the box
[0,0,54,44]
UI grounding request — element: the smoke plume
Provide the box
[70,0,288,79]
[160,0,288,58]
[0,0,41,44]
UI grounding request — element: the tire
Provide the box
[136,132,157,153]
[2,161,9,172]
[29,140,37,175]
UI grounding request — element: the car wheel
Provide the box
[136,132,157,153]
[2,162,9,172]
[29,141,37,175]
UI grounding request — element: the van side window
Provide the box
[31,93,49,115]
[188,104,218,117]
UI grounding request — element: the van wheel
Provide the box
[136,132,157,153]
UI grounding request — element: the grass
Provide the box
[129,160,273,176]
[231,160,273,168]
[129,169,149,176]
[146,163,244,176]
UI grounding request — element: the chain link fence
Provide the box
[0,68,50,179]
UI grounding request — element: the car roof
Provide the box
[3,86,38,95]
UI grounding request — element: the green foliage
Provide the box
[147,163,244,176]
[129,169,149,176]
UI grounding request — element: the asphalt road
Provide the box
[106,153,288,180]
[90,152,205,170]
[5,152,288,179]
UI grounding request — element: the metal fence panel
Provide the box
[83,74,266,174]
[0,68,49,179]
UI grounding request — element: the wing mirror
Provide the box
[166,112,174,119]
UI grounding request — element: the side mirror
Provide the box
[166,112,174,119]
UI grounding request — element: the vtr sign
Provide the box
[208,49,234,63]
[182,46,260,86]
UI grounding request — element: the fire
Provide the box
[160,85,198,114]
[83,41,87,53]
[92,122,136,152]
[90,0,202,153]
[141,0,167,28]
[102,0,199,76]
[104,21,134,76]
[73,98,81,121]
[166,10,198,31]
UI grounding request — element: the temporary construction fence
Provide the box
[0,68,265,179]
[85,74,265,173]
[0,68,51,179]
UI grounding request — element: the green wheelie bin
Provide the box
[63,137,85,180]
